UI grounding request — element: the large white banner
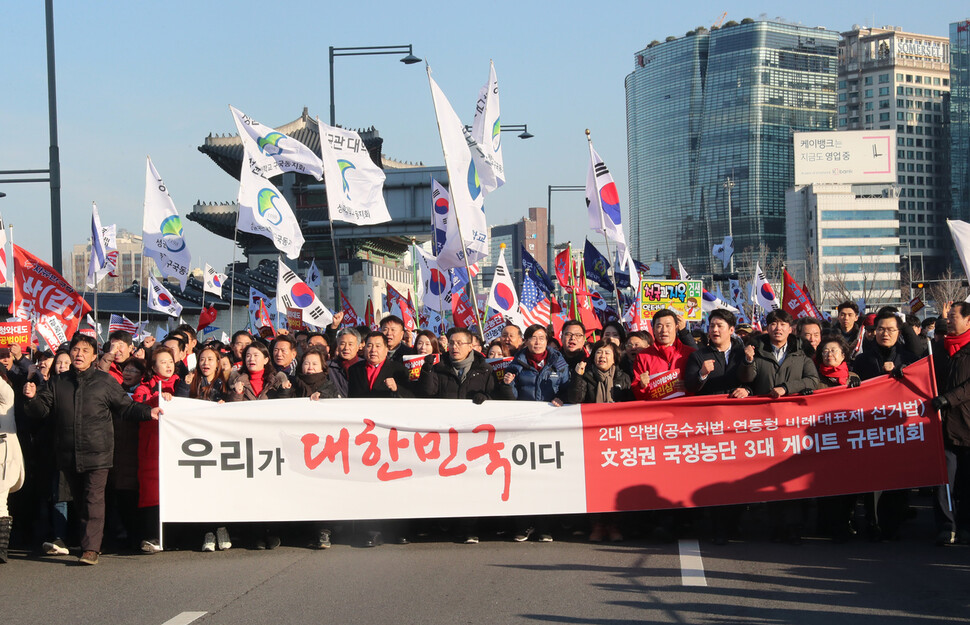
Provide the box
[159,397,586,523]
[793,130,896,185]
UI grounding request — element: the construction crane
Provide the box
[713,12,727,28]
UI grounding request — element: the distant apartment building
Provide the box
[70,229,154,293]
[838,25,950,274]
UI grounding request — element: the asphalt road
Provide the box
[4,497,970,625]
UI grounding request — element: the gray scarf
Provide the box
[451,353,475,383]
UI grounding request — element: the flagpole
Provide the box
[230,210,239,334]
[426,65,486,341]
[8,225,15,317]
[315,117,343,311]
[200,258,206,311]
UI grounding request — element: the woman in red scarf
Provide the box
[227,342,293,401]
[814,335,861,541]
[133,346,189,553]
[815,336,860,389]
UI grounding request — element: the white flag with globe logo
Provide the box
[276,260,333,327]
[143,156,192,289]
[470,60,504,195]
[427,66,488,270]
[236,156,305,259]
[317,118,391,225]
[230,105,323,180]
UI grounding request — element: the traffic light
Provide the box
[911,282,925,289]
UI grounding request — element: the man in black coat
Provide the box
[24,334,159,565]
[684,309,749,398]
[739,310,819,398]
[348,331,413,399]
[931,301,970,545]
[852,309,919,541]
[380,315,415,363]
[416,328,513,402]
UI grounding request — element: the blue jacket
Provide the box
[506,347,570,402]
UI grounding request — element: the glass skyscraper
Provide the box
[952,20,970,224]
[626,20,839,274]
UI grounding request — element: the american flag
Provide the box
[108,314,140,336]
[519,274,551,327]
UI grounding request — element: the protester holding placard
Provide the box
[631,309,697,401]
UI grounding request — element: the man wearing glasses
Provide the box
[852,309,919,541]
[416,328,512,403]
[559,321,588,370]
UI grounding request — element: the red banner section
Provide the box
[581,357,946,512]
[12,244,91,337]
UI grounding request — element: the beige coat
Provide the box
[0,377,25,495]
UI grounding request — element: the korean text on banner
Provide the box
[639,279,703,323]
[0,321,31,347]
[160,358,944,522]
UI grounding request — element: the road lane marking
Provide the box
[161,612,207,625]
[678,539,708,587]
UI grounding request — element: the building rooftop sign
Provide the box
[793,129,896,185]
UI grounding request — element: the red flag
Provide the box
[196,305,217,331]
[340,292,360,327]
[12,244,91,338]
[403,290,417,332]
[451,292,479,329]
[255,298,274,334]
[669,264,679,279]
[781,269,822,320]
[364,297,376,329]
[555,248,571,289]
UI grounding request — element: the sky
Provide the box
[1,0,963,276]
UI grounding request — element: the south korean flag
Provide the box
[276,258,333,327]
[147,275,183,318]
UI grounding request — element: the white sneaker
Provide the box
[42,539,70,556]
[202,532,216,552]
[140,539,162,554]
[216,527,231,550]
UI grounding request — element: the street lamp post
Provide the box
[326,44,421,307]
[329,44,421,126]
[722,176,735,273]
[546,185,585,276]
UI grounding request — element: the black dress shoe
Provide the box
[363,531,383,548]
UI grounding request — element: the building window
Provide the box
[879,73,890,83]
[864,76,873,85]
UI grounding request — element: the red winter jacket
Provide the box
[631,340,696,400]
[133,375,186,508]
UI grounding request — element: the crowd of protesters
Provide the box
[1,298,968,565]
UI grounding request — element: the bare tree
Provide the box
[821,254,898,311]
[926,267,967,312]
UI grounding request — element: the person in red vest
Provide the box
[631,309,697,400]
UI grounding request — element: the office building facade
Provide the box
[626,20,839,274]
[952,20,970,228]
[838,26,950,274]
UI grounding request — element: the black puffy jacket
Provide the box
[416,352,513,401]
[26,366,153,472]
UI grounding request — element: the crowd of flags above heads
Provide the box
[3,54,923,348]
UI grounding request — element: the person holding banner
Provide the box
[228,343,294,402]
[327,328,361,399]
[813,336,862,542]
[631,310,697,401]
[187,346,231,403]
[0,364,24,563]
[503,325,569,406]
[739,309,819,544]
[348,332,414,400]
[379,316,415,364]
[296,346,341,400]
[416,328,511,404]
[132,347,189,554]
[931,301,970,546]
[23,334,160,566]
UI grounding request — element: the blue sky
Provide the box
[1,1,961,273]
